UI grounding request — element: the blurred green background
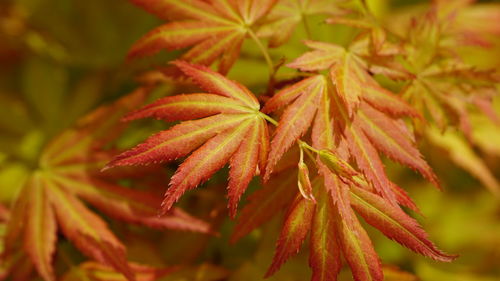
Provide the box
[0,0,499,280]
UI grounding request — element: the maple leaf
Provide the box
[286,40,414,117]
[401,59,499,132]
[391,6,499,131]
[261,39,454,280]
[128,0,277,74]
[382,265,418,281]
[107,61,270,218]
[343,101,439,203]
[348,185,457,262]
[264,46,435,204]
[386,5,500,195]
[60,262,229,281]
[262,74,327,180]
[389,1,500,50]
[308,181,341,281]
[61,262,176,281]
[265,193,316,277]
[265,179,456,281]
[426,126,500,196]
[231,149,299,243]
[1,89,211,281]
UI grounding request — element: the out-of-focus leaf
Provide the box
[160,264,229,281]
[426,126,500,196]
[61,262,176,281]
[107,61,269,217]
[382,265,417,281]
[2,89,211,281]
[416,261,500,281]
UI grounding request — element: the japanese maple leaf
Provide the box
[286,40,411,117]
[61,262,176,281]
[1,90,211,281]
[128,0,277,74]
[106,61,270,218]
[426,126,500,196]
[389,1,500,50]
[1,204,37,280]
[392,4,500,196]
[265,40,438,204]
[265,179,456,281]
[234,76,454,281]
[231,148,300,243]
[61,262,229,281]
[400,56,499,133]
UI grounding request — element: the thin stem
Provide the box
[298,140,320,154]
[299,145,305,163]
[298,140,319,163]
[259,111,319,163]
[258,112,278,126]
[247,28,274,74]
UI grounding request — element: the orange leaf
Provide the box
[129,0,277,73]
[266,194,315,277]
[231,168,297,243]
[264,75,326,180]
[109,62,270,216]
[350,186,457,262]
[309,184,342,281]
[335,208,383,281]
[23,174,57,281]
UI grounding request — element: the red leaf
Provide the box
[108,61,270,216]
[163,119,254,214]
[128,21,235,59]
[265,195,315,277]
[124,93,252,122]
[61,262,176,281]
[227,122,261,217]
[286,40,346,72]
[262,75,324,114]
[129,0,276,73]
[335,208,383,281]
[264,75,326,180]
[48,182,134,281]
[329,52,365,116]
[319,165,354,226]
[361,80,420,118]
[343,119,398,204]
[358,103,439,188]
[130,0,223,21]
[231,168,297,243]
[106,114,249,168]
[350,186,457,262]
[54,175,211,233]
[23,174,57,281]
[2,90,210,281]
[311,89,334,150]
[309,184,342,281]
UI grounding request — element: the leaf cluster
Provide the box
[1,0,499,281]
